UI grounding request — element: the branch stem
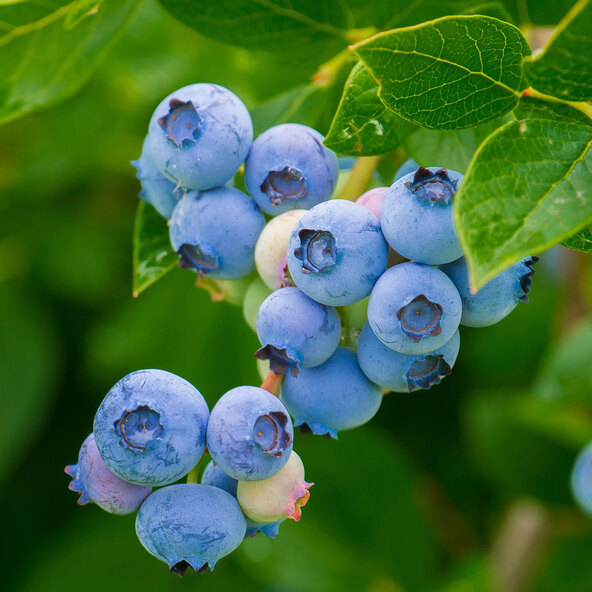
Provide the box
[337,156,381,201]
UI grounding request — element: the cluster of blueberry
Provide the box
[67,82,539,576]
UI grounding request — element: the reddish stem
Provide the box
[261,370,283,397]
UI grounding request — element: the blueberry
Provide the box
[255,287,341,376]
[381,166,463,264]
[237,451,312,523]
[65,433,151,514]
[136,483,246,575]
[440,256,538,327]
[357,323,460,392]
[286,200,388,306]
[245,124,338,215]
[368,262,462,355]
[255,209,307,290]
[201,461,283,538]
[169,188,265,279]
[93,369,209,486]
[206,386,294,481]
[572,442,592,517]
[281,347,382,438]
[393,158,419,181]
[146,83,252,190]
[131,138,184,219]
[355,187,388,220]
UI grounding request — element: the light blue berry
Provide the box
[255,287,341,376]
[357,323,460,392]
[572,442,592,517]
[146,83,252,190]
[440,256,538,327]
[169,188,265,279]
[136,483,246,576]
[65,433,151,514]
[381,167,463,264]
[368,262,462,355]
[287,200,388,306]
[245,124,338,215]
[206,386,293,481]
[281,347,382,438]
[93,369,209,487]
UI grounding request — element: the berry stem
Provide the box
[261,370,284,397]
[337,156,381,201]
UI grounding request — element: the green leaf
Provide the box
[354,15,530,130]
[454,118,592,289]
[132,200,177,297]
[251,83,328,136]
[500,0,578,26]
[324,61,413,155]
[563,225,592,252]
[523,0,592,102]
[514,95,592,126]
[404,115,509,173]
[0,0,140,125]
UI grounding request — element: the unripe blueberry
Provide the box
[357,323,460,392]
[287,200,388,306]
[368,262,462,355]
[243,277,273,332]
[93,369,209,486]
[440,256,538,327]
[169,188,265,280]
[136,484,246,576]
[381,167,463,264]
[255,287,341,376]
[355,187,388,219]
[572,442,592,517]
[255,210,307,290]
[281,347,382,438]
[245,124,338,215]
[146,83,252,190]
[237,451,312,523]
[65,433,151,514]
[206,386,294,481]
[201,461,283,538]
[132,138,184,219]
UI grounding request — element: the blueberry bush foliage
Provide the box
[1,1,592,591]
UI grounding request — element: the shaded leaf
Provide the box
[324,61,413,155]
[354,15,529,130]
[500,0,578,26]
[514,95,592,126]
[454,118,592,289]
[563,225,592,252]
[132,200,177,297]
[0,0,140,125]
[523,0,592,102]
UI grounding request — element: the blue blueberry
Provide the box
[206,386,294,481]
[245,124,338,215]
[393,158,419,181]
[572,442,592,517]
[65,433,151,514]
[281,347,382,438]
[286,200,388,306]
[357,323,460,392]
[368,262,462,355]
[255,287,341,376]
[146,83,252,190]
[201,461,282,538]
[440,256,538,327]
[381,167,463,264]
[93,369,209,486]
[136,483,246,575]
[131,138,184,219]
[169,188,265,279]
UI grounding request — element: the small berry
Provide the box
[571,442,592,517]
[206,386,294,481]
[393,158,419,181]
[237,451,312,523]
[355,186,388,219]
[93,369,209,486]
[65,433,151,514]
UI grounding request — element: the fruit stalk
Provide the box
[260,370,283,397]
[337,156,381,201]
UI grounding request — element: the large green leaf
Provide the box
[404,116,509,173]
[354,15,530,131]
[0,0,140,125]
[324,61,413,155]
[514,95,592,126]
[501,0,577,25]
[454,118,592,289]
[132,200,177,297]
[523,0,592,102]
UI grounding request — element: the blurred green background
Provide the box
[2,1,592,591]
